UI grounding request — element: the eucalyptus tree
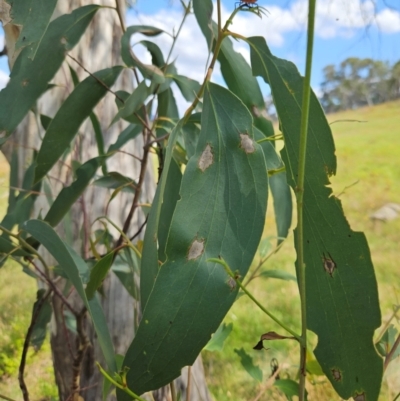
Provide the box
[0,0,392,401]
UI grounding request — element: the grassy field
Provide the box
[0,100,399,400]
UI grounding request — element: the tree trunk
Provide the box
[1,1,211,400]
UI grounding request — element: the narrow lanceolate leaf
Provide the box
[119,82,268,398]
[10,0,58,59]
[139,118,185,310]
[204,322,233,352]
[274,379,308,401]
[34,66,123,183]
[250,37,382,401]
[30,289,52,350]
[0,5,99,136]
[255,127,293,242]
[234,348,263,382]
[121,25,164,83]
[193,0,292,242]
[44,157,101,227]
[111,81,151,126]
[85,253,114,300]
[157,159,182,263]
[22,219,116,373]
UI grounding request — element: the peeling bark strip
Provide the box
[198,144,213,172]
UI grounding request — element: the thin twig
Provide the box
[80,195,90,259]
[251,364,282,401]
[115,149,143,161]
[384,332,400,371]
[129,215,149,242]
[116,131,151,246]
[30,259,80,316]
[18,289,52,401]
[67,54,125,103]
[65,383,99,401]
[376,305,400,342]
[244,240,285,286]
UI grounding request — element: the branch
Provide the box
[67,54,125,103]
[18,289,52,401]
[70,308,91,401]
[30,259,80,316]
[384,332,400,371]
[116,130,152,246]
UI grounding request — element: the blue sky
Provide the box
[1,0,399,103]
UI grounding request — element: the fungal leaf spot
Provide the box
[353,393,365,401]
[322,252,336,277]
[198,144,213,172]
[240,133,255,154]
[331,368,342,381]
[187,238,205,260]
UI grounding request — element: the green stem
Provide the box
[208,258,302,342]
[96,363,147,401]
[165,1,191,67]
[0,225,49,273]
[296,0,317,400]
[183,6,241,121]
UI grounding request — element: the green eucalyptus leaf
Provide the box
[93,172,136,193]
[0,5,99,136]
[119,82,268,397]
[34,66,123,183]
[111,81,152,125]
[139,40,165,67]
[274,379,308,401]
[121,25,165,83]
[30,289,52,350]
[259,269,296,282]
[172,74,201,102]
[22,219,117,373]
[8,0,58,59]
[112,248,140,301]
[234,348,263,382]
[204,323,233,352]
[44,157,101,227]
[157,159,182,263]
[250,36,382,401]
[107,124,142,153]
[85,253,114,300]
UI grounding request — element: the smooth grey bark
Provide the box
[0,1,211,400]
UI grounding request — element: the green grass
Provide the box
[202,100,400,401]
[0,101,399,400]
[0,153,58,401]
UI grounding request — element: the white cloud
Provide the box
[375,8,400,33]
[0,69,9,89]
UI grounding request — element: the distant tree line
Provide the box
[320,57,400,113]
